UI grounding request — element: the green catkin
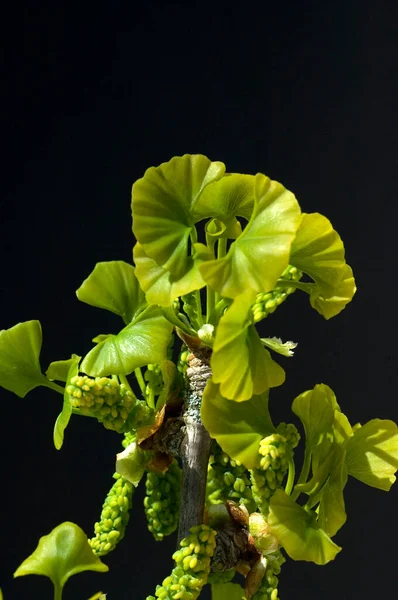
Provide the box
[250,435,289,516]
[276,422,300,450]
[251,265,302,324]
[144,459,182,541]
[206,443,256,513]
[252,551,285,600]
[66,375,135,432]
[89,472,134,556]
[147,524,217,600]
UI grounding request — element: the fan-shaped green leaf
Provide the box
[133,242,211,306]
[201,379,274,469]
[309,263,356,319]
[200,173,301,299]
[211,294,285,401]
[14,521,108,598]
[268,490,341,564]
[76,261,146,324]
[132,154,225,278]
[81,306,173,376]
[0,320,48,397]
[317,445,348,537]
[345,419,398,491]
[46,355,80,383]
[292,384,339,462]
[192,173,256,222]
[290,213,356,318]
[53,357,80,450]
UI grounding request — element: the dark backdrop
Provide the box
[1,1,397,599]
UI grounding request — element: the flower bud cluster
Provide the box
[276,422,300,450]
[66,375,135,432]
[145,363,163,398]
[144,459,182,541]
[89,472,133,556]
[250,434,289,516]
[251,265,302,323]
[252,551,285,600]
[177,347,190,375]
[206,444,256,513]
[147,524,217,600]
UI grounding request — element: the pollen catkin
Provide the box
[66,375,135,433]
[250,435,289,516]
[252,551,285,600]
[177,346,190,375]
[276,422,300,450]
[144,459,182,541]
[251,265,302,323]
[147,524,217,600]
[206,443,256,513]
[89,472,134,556]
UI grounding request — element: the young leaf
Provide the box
[292,384,339,463]
[211,294,285,401]
[132,154,225,278]
[310,263,356,319]
[268,490,342,564]
[81,306,173,376]
[53,357,80,450]
[76,261,146,325]
[211,582,245,600]
[0,320,49,397]
[201,379,274,469]
[133,242,212,306]
[14,522,108,598]
[192,172,256,222]
[290,213,356,318]
[345,419,398,491]
[116,440,148,487]
[46,355,81,383]
[199,173,301,299]
[316,444,348,537]
[261,337,297,357]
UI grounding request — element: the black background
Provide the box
[1,1,397,599]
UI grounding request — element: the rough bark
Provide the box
[177,348,212,543]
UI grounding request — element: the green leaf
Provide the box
[133,242,212,306]
[211,583,245,600]
[76,261,146,325]
[290,213,356,318]
[292,384,339,463]
[317,445,348,537]
[201,379,274,469]
[211,294,285,401]
[268,490,342,564]
[53,358,80,450]
[132,154,225,278]
[345,419,398,491]
[46,355,81,383]
[200,173,301,298]
[310,263,356,319]
[116,440,148,487]
[261,337,297,357]
[14,521,108,597]
[81,306,173,376]
[192,173,256,222]
[0,320,48,397]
